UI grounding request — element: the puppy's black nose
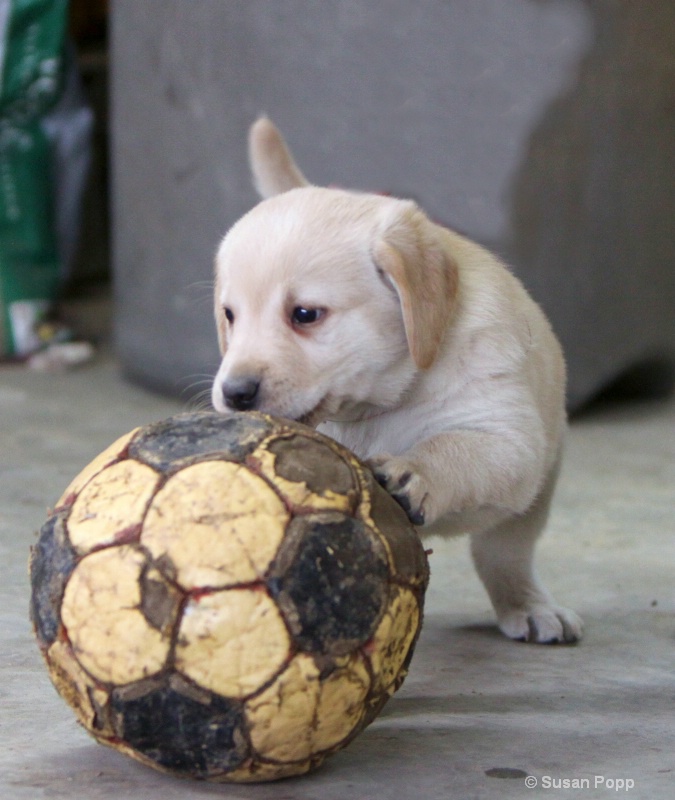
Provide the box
[222,377,260,411]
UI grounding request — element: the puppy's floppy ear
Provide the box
[248,117,310,198]
[373,202,458,370]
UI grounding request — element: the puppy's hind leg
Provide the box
[470,462,583,644]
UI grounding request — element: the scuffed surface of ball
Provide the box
[30,412,429,782]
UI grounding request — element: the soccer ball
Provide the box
[30,412,429,782]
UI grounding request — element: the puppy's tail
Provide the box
[248,116,310,198]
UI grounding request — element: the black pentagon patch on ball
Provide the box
[364,471,428,583]
[30,512,77,648]
[128,411,273,471]
[268,512,389,656]
[110,676,249,778]
[267,434,357,497]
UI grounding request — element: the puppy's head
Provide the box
[211,119,457,425]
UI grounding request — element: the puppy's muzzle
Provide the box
[220,376,260,411]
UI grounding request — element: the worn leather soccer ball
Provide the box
[30,412,429,782]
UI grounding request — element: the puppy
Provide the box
[211,118,582,644]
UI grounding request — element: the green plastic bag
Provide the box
[0,0,68,358]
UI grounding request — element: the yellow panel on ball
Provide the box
[142,461,289,590]
[368,586,421,695]
[46,639,106,732]
[244,653,321,763]
[67,460,159,554]
[311,653,371,753]
[224,759,315,783]
[175,588,291,698]
[245,650,371,763]
[61,546,174,685]
[55,428,140,508]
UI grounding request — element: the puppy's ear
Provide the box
[248,117,310,198]
[373,203,458,370]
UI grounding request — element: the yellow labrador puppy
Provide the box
[212,118,582,644]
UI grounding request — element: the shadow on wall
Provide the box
[110,1,675,411]
[507,1,675,412]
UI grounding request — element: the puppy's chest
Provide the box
[319,412,428,462]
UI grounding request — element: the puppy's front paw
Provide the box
[498,603,583,645]
[368,454,429,526]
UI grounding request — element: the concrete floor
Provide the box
[1,337,674,799]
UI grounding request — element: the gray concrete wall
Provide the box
[111,0,675,409]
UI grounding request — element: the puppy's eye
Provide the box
[291,306,323,326]
[223,307,234,324]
